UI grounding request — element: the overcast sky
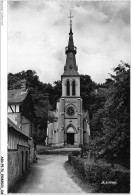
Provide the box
[8,1,130,84]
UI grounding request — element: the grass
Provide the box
[36,145,80,155]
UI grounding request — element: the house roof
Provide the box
[8,88,28,104]
[8,118,31,140]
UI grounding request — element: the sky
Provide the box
[8,0,130,84]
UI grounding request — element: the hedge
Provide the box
[68,152,130,193]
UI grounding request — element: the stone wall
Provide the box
[8,145,30,192]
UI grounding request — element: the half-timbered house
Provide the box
[8,80,35,192]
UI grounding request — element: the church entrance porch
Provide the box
[67,133,74,145]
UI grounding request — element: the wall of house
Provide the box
[8,113,21,127]
[8,145,29,192]
[28,139,35,163]
[8,127,31,192]
[8,128,29,150]
[8,113,32,138]
[8,104,20,113]
[21,116,31,137]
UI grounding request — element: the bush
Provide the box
[68,151,80,163]
[68,153,130,193]
[72,151,80,156]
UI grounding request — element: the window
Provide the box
[72,80,76,96]
[67,80,70,96]
[66,106,75,116]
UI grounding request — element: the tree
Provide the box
[92,62,130,163]
[80,74,96,111]
[91,108,104,138]
[8,70,50,144]
[102,62,130,160]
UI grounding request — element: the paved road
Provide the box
[14,154,85,193]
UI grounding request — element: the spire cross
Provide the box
[68,11,73,26]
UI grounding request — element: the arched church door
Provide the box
[67,126,75,145]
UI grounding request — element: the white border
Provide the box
[1,0,7,194]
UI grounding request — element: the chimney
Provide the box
[21,79,26,91]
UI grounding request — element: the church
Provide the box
[47,15,90,146]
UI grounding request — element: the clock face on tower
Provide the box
[66,106,75,116]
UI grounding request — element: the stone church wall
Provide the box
[62,77,80,97]
[58,129,64,146]
[65,119,77,131]
[52,121,58,145]
[48,123,53,144]
[75,132,80,145]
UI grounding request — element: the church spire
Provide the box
[62,12,79,76]
[69,11,73,35]
[65,11,76,54]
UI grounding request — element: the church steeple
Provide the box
[63,11,79,76]
[67,12,74,49]
[65,11,76,55]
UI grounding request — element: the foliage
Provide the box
[68,152,130,193]
[8,61,130,157]
[80,75,96,111]
[8,70,63,144]
[89,61,130,163]
[103,62,130,159]
[90,109,104,138]
[33,129,46,145]
[8,70,51,143]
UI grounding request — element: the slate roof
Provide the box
[62,22,79,77]
[8,118,31,139]
[8,89,28,104]
[62,68,79,76]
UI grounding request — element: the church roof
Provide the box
[62,66,79,76]
[8,88,28,104]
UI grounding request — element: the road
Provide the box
[13,154,86,193]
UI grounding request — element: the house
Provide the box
[8,118,31,191]
[8,80,34,138]
[47,17,90,146]
[8,80,36,191]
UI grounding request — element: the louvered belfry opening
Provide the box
[72,80,76,96]
[67,80,70,96]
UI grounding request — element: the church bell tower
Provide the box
[60,12,83,145]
